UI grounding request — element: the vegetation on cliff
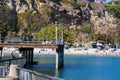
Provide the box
[0,0,120,44]
[106,2,120,19]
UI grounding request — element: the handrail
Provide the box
[0,37,63,44]
[0,57,26,77]
[0,66,7,77]
[0,57,25,62]
[16,67,64,80]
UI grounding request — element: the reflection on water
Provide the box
[31,55,120,80]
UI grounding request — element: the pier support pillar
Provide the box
[0,47,3,59]
[56,45,64,70]
[19,48,34,67]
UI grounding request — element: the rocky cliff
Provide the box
[5,0,42,13]
[0,0,119,43]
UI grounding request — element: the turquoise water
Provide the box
[32,55,120,80]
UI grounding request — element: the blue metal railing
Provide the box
[0,37,64,44]
[0,37,57,44]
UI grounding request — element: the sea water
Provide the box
[31,55,120,80]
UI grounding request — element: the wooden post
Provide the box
[56,45,64,70]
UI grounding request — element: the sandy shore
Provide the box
[64,48,120,56]
[36,48,120,56]
[1,47,120,57]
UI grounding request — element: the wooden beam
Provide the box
[0,43,58,48]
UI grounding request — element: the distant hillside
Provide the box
[0,0,119,44]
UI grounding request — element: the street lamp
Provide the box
[55,21,58,44]
[55,21,64,44]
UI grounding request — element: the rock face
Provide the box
[5,0,43,13]
[1,1,117,31]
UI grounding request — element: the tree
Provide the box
[0,5,18,39]
[18,10,47,39]
[17,4,52,39]
[106,3,120,19]
[0,20,8,42]
[37,23,74,43]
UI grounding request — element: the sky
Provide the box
[88,0,118,2]
[106,0,120,2]
[106,0,112,2]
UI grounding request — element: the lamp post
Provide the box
[55,20,64,44]
[55,21,58,44]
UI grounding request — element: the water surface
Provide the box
[32,55,120,80]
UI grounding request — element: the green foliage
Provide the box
[89,33,105,41]
[60,0,81,7]
[105,2,120,44]
[70,0,81,8]
[0,5,18,41]
[0,6,17,37]
[110,5,120,19]
[17,4,52,37]
[0,20,9,42]
[37,23,74,43]
[106,3,120,19]
[80,21,94,34]
[18,10,49,37]
[60,0,70,4]
[40,4,52,21]
[89,33,118,44]
[0,20,15,36]
[37,23,56,39]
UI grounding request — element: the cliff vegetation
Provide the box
[0,0,120,44]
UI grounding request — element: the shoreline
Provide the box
[33,52,120,57]
[1,47,120,57]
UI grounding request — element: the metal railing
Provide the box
[0,57,25,66]
[16,67,64,80]
[0,66,7,77]
[0,57,64,80]
[0,37,63,44]
[0,57,26,76]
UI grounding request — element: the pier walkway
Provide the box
[0,43,64,70]
[0,58,64,80]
